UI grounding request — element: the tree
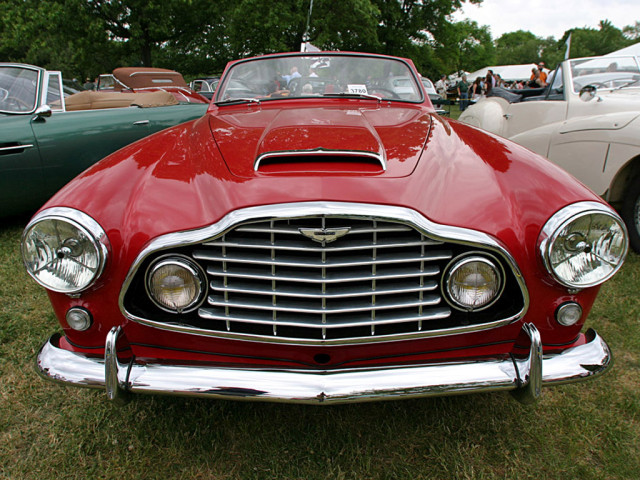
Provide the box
[623,21,640,41]
[559,20,633,59]
[307,0,380,52]
[0,0,119,80]
[85,0,216,67]
[495,30,544,65]
[433,19,495,76]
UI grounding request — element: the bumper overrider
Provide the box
[36,323,612,405]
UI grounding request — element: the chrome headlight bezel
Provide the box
[539,201,628,289]
[145,254,207,314]
[21,207,109,294]
[442,253,505,312]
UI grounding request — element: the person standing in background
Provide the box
[457,74,469,111]
[435,75,448,98]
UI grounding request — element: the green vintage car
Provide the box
[0,63,209,217]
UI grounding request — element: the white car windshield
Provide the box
[0,66,39,114]
[570,56,640,92]
[216,54,423,103]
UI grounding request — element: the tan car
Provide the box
[460,55,640,252]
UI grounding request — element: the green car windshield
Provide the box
[216,54,423,103]
[0,66,39,114]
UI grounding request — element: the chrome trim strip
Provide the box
[0,144,34,153]
[201,238,441,253]
[35,326,612,405]
[118,202,529,345]
[195,250,448,268]
[205,294,441,315]
[254,149,387,172]
[198,306,451,329]
[211,281,438,299]
[205,265,441,284]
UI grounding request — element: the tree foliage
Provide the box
[1,1,638,82]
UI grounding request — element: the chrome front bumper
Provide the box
[36,324,612,405]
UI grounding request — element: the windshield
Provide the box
[570,56,640,92]
[216,54,423,103]
[0,66,39,113]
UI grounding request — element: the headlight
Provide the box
[146,255,206,313]
[21,208,108,294]
[443,254,504,311]
[540,202,627,288]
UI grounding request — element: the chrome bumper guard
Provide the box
[36,324,611,405]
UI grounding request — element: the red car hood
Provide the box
[209,104,431,177]
[46,104,603,278]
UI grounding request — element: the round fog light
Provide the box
[444,255,504,311]
[66,307,92,331]
[556,302,582,326]
[146,256,206,313]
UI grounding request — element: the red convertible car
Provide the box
[23,52,628,405]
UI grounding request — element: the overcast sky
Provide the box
[452,0,640,40]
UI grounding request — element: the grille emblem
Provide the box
[299,227,351,244]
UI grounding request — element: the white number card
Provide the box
[347,84,368,95]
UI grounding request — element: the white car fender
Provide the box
[458,97,508,135]
[548,114,640,197]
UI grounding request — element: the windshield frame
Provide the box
[0,63,42,115]
[568,56,640,94]
[215,52,425,105]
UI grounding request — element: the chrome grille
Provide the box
[193,217,454,341]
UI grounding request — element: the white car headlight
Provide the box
[21,208,108,294]
[539,202,628,288]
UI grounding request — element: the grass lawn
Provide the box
[1,189,639,478]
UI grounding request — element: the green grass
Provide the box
[1,217,640,480]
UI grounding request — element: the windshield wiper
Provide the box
[214,97,261,106]
[322,92,382,102]
[613,78,640,91]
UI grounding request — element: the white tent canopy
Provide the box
[605,42,640,57]
[465,64,538,83]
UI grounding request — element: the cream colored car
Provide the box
[460,56,640,252]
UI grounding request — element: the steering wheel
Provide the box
[588,82,610,89]
[287,78,301,95]
[368,87,400,99]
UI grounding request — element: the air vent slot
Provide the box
[254,149,386,173]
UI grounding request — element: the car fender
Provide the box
[458,97,509,135]
[547,114,640,197]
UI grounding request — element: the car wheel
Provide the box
[622,177,640,253]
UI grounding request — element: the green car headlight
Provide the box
[540,202,627,289]
[21,208,108,294]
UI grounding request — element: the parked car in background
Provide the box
[1,63,208,216]
[459,55,640,252]
[26,52,626,407]
[190,76,220,100]
[420,76,443,103]
[98,67,208,104]
[421,76,449,115]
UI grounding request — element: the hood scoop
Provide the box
[254,149,386,174]
[210,106,432,178]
